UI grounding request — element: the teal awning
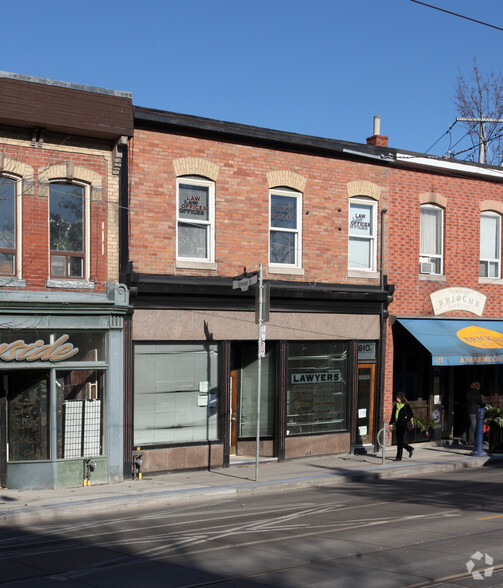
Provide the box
[397,318,503,366]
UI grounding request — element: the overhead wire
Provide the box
[424,120,457,154]
[410,0,503,32]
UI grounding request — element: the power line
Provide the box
[410,0,503,32]
[425,120,457,154]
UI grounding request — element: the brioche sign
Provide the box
[0,335,79,362]
[457,326,503,349]
[430,287,486,317]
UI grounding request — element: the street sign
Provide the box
[232,272,258,291]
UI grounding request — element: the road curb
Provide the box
[1,455,497,526]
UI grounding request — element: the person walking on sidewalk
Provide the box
[389,394,414,461]
[462,381,486,446]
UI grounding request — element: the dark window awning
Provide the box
[397,318,503,366]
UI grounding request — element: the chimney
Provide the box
[366,115,388,147]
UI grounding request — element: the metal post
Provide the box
[255,263,263,481]
[471,407,487,457]
[382,420,386,465]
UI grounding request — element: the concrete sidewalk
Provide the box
[0,443,501,526]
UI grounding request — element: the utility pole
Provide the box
[457,115,503,164]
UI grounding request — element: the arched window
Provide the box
[50,182,87,279]
[0,176,19,276]
[420,204,443,275]
[480,211,501,278]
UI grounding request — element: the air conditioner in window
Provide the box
[420,261,434,274]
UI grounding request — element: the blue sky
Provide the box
[2,1,502,158]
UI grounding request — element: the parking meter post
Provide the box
[472,407,487,457]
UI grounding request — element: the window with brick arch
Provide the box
[0,176,18,276]
[480,211,501,278]
[50,182,86,279]
[348,197,377,271]
[269,187,302,267]
[419,204,443,275]
[176,176,215,262]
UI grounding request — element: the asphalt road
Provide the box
[1,462,503,587]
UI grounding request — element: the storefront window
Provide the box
[56,370,104,459]
[7,371,50,461]
[286,341,349,435]
[134,343,219,445]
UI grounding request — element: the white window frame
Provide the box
[348,197,377,272]
[176,176,215,263]
[49,181,90,281]
[269,187,302,268]
[480,211,501,278]
[419,204,444,275]
[0,174,22,279]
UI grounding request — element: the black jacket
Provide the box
[389,403,414,427]
[465,389,485,414]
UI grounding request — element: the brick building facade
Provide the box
[382,155,503,440]
[125,106,503,473]
[124,107,393,475]
[0,73,132,489]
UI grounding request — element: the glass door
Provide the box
[356,364,375,446]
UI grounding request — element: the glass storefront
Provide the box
[56,370,105,459]
[286,341,349,435]
[134,342,219,445]
[7,371,50,461]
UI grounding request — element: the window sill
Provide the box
[176,260,218,270]
[479,277,503,285]
[0,277,26,287]
[46,279,95,289]
[418,274,446,282]
[347,270,379,279]
[268,265,304,276]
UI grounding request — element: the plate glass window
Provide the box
[177,178,214,261]
[420,204,443,274]
[348,198,376,271]
[50,183,84,278]
[134,343,219,445]
[286,341,349,435]
[480,212,501,278]
[0,177,16,275]
[269,189,301,266]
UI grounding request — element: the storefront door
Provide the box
[229,369,238,455]
[356,364,375,446]
[230,342,276,457]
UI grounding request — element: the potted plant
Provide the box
[412,416,435,440]
[484,407,503,452]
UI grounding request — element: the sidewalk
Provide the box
[0,443,500,526]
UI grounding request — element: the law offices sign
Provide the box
[430,287,486,317]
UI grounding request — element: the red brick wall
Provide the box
[386,168,503,316]
[383,166,503,411]
[129,130,390,284]
[0,141,110,292]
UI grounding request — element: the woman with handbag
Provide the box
[389,394,414,461]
